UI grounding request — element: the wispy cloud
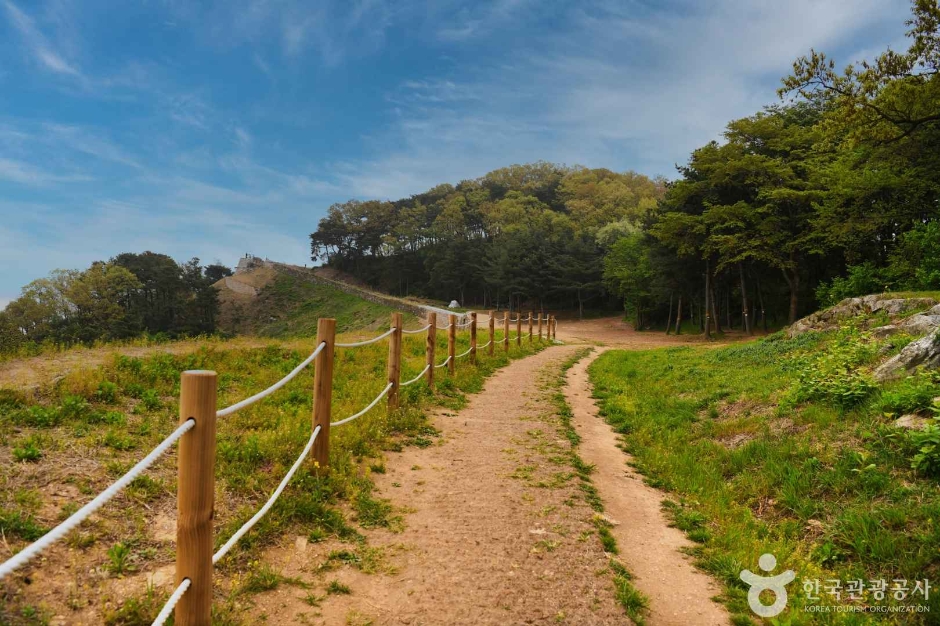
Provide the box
[2,0,81,77]
[0,157,91,185]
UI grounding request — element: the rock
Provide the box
[294,536,308,553]
[147,564,175,588]
[789,295,938,337]
[871,298,937,315]
[874,330,940,381]
[900,314,940,336]
[894,414,930,430]
[872,324,900,339]
[448,300,460,309]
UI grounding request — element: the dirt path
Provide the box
[252,345,632,625]
[565,348,730,625]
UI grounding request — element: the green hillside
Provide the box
[218,269,414,338]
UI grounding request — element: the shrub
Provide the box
[13,435,43,462]
[95,381,119,404]
[139,389,162,411]
[878,372,940,416]
[911,420,940,476]
[791,329,878,408]
[815,262,890,308]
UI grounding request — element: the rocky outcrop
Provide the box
[874,329,940,381]
[788,296,937,337]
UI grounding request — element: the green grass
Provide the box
[0,323,545,623]
[589,328,940,624]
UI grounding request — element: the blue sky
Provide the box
[0,0,912,308]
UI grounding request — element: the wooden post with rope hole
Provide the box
[425,312,436,387]
[538,313,543,341]
[528,312,533,343]
[503,311,510,352]
[312,318,336,468]
[448,314,456,374]
[176,370,218,626]
[387,312,402,411]
[488,310,495,356]
[516,312,522,346]
[470,312,478,365]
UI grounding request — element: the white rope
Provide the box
[217,342,326,417]
[151,578,191,626]
[440,323,452,329]
[435,356,452,368]
[331,383,394,427]
[478,340,492,349]
[213,425,321,564]
[455,346,473,358]
[456,320,473,328]
[401,364,431,386]
[335,327,396,348]
[402,324,431,334]
[0,419,194,581]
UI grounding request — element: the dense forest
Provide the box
[311,1,940,334]
[0,253,229,353]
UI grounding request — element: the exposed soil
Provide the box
[248,345,631,625]
[564,349,730,625]
[248,323,734,624]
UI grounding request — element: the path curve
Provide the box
[564,348,730,625]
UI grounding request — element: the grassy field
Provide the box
[590,327,940,624]
[0,326,541,624]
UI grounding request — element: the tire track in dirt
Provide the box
[564,348,730,625]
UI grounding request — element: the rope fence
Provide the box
[0,308,558,625]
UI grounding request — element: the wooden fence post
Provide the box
[551,316,556,341]
[426,312,436,388]
[312,318,336,468]
[516,312,522,346]
[538,313,543,341]
[387,312,402,411]
[176,370,218,626]
[448,314,456,374]
[470,312,477,365]
[488,310,495,356]
[528,312,533,343]
[503,311,509,352]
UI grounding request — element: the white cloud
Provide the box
[0,297,11,311]
[2,0,81,77]
[0,157,92,185]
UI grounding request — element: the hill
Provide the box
[214,263,407,337]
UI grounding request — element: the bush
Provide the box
[95,381,119,404]
[878,373,940,416]
[60,395,91,420]
[13,435,43,462]
[815,262,890,308]
[911,420,940,476]
[139,389,162,411]
[791,329,878,408]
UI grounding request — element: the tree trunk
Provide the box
[704,262,712,339]
[782,268,799,325]
[739,263,752,335]
[665,293,673,334]
[675,295,683,335]
[725,288,731,330]
[578,288,584,321]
